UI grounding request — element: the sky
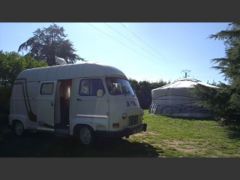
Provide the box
[0,22,229,83]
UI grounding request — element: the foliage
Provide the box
[194,84,230,119]
[18,24,84,66]
[0,86,11,115]
[0,51,47,86]
[0,51,47,117]
[129,79,167,109]
[196,22,240,122]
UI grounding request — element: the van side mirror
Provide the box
[97,89,104,97]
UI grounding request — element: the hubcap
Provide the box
[80,127,92,145]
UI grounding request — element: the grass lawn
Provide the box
[1,111,240,157]
[127,111,240,157]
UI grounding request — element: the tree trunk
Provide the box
[47,54,56,66]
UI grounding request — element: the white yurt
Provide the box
[150,78,217,119]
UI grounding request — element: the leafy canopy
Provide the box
[18,24,84,66]
[0,51,47,86]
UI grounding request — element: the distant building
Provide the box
[150,78,217,119]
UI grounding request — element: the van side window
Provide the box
[40,83,54,95]
[91,79,105,96]
[79,79,90,96]
[79,79,105,96]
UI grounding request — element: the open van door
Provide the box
[37,81,57,129]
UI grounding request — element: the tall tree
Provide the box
[210,22,240,84]
[196,22,240,122]
[18,24,84,66]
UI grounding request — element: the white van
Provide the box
[9,63,147,145]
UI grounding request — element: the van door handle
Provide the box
[51,102,54,106]
[77,98,82,101]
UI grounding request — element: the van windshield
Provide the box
[106,77,135,96]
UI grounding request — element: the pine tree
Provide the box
[196,22,240,122]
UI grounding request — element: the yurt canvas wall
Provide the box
[150,79,217,118]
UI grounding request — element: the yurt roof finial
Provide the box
[181,69,191,79]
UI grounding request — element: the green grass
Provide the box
[1,111,240,157]
[128,111,240,157]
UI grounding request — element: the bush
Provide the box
[129,79,167,109]
[194,83,240,122]
[0,51,47,86]
[0,86,11,114]
[0,51,47,120]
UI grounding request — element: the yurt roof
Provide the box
[153,78,218,90]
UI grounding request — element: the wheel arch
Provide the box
[9,115,27,127]
[12,119,25,129]
[73,124,94,137]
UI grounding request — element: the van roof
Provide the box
[17,63,127,82]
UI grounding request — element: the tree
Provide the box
[0,51,47,117]
[18,24,84,66]
[210,22,240,84]
[129,79,167,109]
[196,22,240,122]
[0,51,47,86]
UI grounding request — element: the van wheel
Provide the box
[13,121,24,136]
[79,126,94,146]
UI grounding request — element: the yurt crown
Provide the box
[181,69,191,78]
[174,70,199,82]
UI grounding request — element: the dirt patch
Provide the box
[161,140,206,154]
[132,131,158,137]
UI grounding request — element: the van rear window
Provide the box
[40,83,54,95]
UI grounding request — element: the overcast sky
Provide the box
[0,22,229,83]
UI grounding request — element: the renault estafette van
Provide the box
[9,63,147,145]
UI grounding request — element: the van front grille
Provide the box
[128,115,138,126]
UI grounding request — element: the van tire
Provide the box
[13,121,24,136]
[78,126,95,146]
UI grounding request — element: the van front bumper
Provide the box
[95,123,147,138]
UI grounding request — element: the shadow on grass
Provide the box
[226,125,240,140]
[215,119,240,140]
[151,113,216,121]
[0,128,159,157]
[47,137,159,157]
